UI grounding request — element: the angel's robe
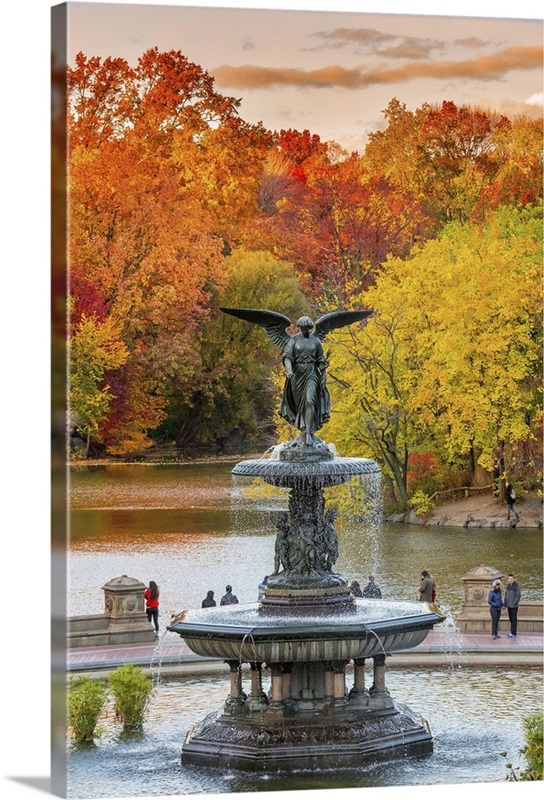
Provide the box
[279,332,331,436]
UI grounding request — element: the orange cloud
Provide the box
[214,45,543,90]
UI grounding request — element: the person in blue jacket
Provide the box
[488,579,503,639]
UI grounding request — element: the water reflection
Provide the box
[68,463,543,622]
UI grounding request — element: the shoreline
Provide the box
[69,455,542,530]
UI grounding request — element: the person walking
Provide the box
[418,570,433,602]
[488,579,503,639]
[201,590,216,608]
[220,585,239,605]
[362,575,382,599]
[503,574,521,638]
[144,580,160,635]
[505,481,520,521]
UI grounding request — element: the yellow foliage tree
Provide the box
[320,205,542,507]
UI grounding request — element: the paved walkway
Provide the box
[66,628,543,674]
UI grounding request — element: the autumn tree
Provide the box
[155,250,310,451]
[322,205,541,506]
[364,99,520,226]
[256,146,431,299]
[406,205,542,474]
[67,49,273,453]
[69,313,129,456]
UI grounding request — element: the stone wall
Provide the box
[67,575,157,648]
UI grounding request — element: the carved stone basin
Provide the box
[232,455,380,487]
[168,600,444,662]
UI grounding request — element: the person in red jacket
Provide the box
[144,580,160,635]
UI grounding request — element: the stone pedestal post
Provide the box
[247,662,268,712]
[331,660,348,707]
[282,662,294,708]
[456,565,504,632]
[102,575,156,643]
[266,664,286,718]
[224,660,246,714]
[369,654,393,709]
[324,663,334,702]
[349,657,369,708]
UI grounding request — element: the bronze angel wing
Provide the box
[219,307,293,350]
[313,310,373,342]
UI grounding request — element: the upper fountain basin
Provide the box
[232,456,380,487]
[167,600,445,663]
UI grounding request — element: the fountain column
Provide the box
[247,662,268,712]
[282,662,294,708]
[331,661,348,707]
[266,663,286,717]
[349,657,369,708]
[369,654,393,709]
[225,660,246,714]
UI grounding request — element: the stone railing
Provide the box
[67,575,156,648]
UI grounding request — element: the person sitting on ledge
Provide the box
[201,590,216,608]
[362,575,382,599]
[350,580,363,597]
[220,585,239,605]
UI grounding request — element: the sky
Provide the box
[1,3,543,800]
[64,0,543,151]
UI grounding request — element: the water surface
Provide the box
[68,462,543,622]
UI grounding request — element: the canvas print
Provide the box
[50,2,543,799]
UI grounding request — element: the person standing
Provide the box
[201,590,216,608]
[220,585,239,605]
[488,579,503,639]
[362,575,382,599]
[418,570,433,602]
[144,580,160,635]
[503,574,521,638]
[505,481,520,521]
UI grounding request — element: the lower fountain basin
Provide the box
[167,600,444,663]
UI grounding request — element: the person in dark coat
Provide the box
[503,574,521,638]
[220,585,239,605]
[505,482,520,521]
[418,570,433,602]
[488,579,503,639]
[362,575,382,599]
[350,580,363,598]
[201,590,216,608]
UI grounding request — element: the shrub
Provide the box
[502,711,543,781]
[68,676,108,742]
[108,665,153,728]
[407,452,438,496]
[408,490,435,518]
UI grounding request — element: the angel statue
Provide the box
[220,307,372,446]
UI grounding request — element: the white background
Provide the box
[2,2,542,800]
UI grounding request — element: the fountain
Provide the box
[168,307,444,770]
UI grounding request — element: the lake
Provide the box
[68,461,543,623]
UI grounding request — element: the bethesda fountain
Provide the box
[168,306,444,769]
